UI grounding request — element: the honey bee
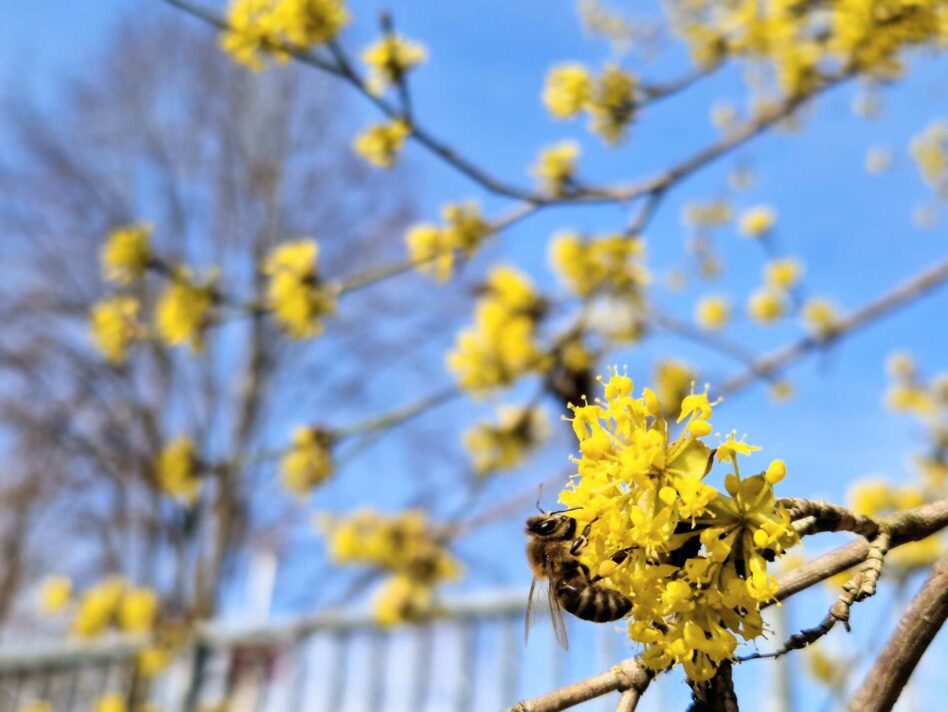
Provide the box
[525,509,633,648]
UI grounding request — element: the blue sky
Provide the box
[2,1,947,709]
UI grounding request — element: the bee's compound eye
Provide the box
[537,519,557,534]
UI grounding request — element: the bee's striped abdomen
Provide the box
[557,582,631,623]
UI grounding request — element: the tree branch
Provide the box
[504,657,651,712]
[847,548,948,712]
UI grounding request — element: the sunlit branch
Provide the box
[504,657,651,712]
[848,548,948,712]
[720,259,948,395]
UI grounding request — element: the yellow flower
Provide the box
[155,269,216,350]
[220,0,350,70]
[747,287,786,324]
[531,141,580,196]
[654,361,695,420]
[910,120,948,189]
[406,202,490,282]
[281,426,335,496]
[865,146,893,174]
[543,63,592,118]
[447,265,543,391]
[362,34,427,94]
[802,297,840,336]
[139,644,174,677]
[886,351,916,380]
[72,577,126,639]
[353,119,410,168]
[694,295,730,331]
[763,257,803,290]
[464,406,548,476]
[90,296,142,365]
[39,576,72,614]
[587,65,636,144]
[682,200,732,228]
[101,223,153,285]
[156,436,200,503]
[549,231,648,298]
[769,380,795,402]
[119,587,159,633]
[709,102,737,131]
[94,694,127,712]
[263,239,336,339]
[738,205,776,238]
[373,575,435,626]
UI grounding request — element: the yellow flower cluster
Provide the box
[464,405,549,476]
[738,204,776,238]
[682,199,732,229]
[156,436,200,503]
[71,577,159,639]
[101,223,153,285]
[884,351,941,418]
[155,268,217,351]
[543,64,637,144]
[280,426,335,496]
[39,575,72,614]
[353,119,411,168]
[362,34,427,95]
[668,0,948,96]
[653,360,696,421]
[909,119,948,191]
[557,372,797,681]
[801,297,841,336]
[94,695,127,712]
[406,201,491,281]
[531,141,580,196]
[746,287,787,325]
[221,0,350,70]
[694,295,731,331]
[763,257,803,290]
[549,232,649,298]
[447,265,544,391]
[90,296,142,365]
[324,509,461,625]
[263,240,337,339]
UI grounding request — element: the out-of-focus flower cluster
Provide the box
[322,510,461,625]
[447,265,546,391]
[464,405,549,477]
[543,64,637,144]
[221,0,350,70]
[406,201,491,282]
[666,0,948,97]
[557,371,797,681]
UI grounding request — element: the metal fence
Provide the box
[0,589,638,712]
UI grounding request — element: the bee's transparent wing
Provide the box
[545,560,569,650]
[524,576,543,644]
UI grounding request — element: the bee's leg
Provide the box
[588,547,635,583]
[568,517,599,556]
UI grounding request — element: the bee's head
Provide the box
[526,514,573,539]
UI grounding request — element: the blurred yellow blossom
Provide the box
[682,199,732,228]
[747,287,786,324]
[72,577,126,639]
[353,119,410,168]
[464,405,548,476]
[373,575,436,626]
[362,34,427,95]
[406,201,490,281]
[865,146,893,174]
[531,141,580,196]
[549,231,648,298]
[802,297,841,336]
[738,205,776,238]
[543,63,592,118]
[220,0,350,70]
[101,223,153,285]
[156,436,200,503]
[94,695,127,712]
[909,120,948,190]
[90,296,142,365]
[39,576,72,614]
[155,269,216,351]
[119,587,159,633]
[280,426,335,496]
[763,257,803,290]
[264,239,336,339]
[694,295,730,331]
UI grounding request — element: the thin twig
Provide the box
[720,259,948,395]
[505,657,651,712]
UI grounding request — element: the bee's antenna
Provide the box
[535,484,545,513]
[548,507,582,515]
